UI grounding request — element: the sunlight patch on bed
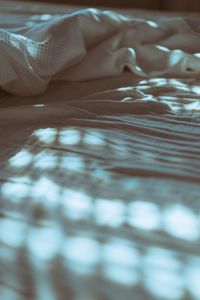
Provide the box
[191,86,200,95]
[163,204,199,241]
[0,219,26,248]
[2,182,29,203]
[40,14,52,21]
[102,240,140,285]
[34,104,45,107]
[155,45,170,52]
[168,50,183,66]
[138,78,169,87]
[168,79,188,88]
[144,248,184,299]
[95,199,125,227]
[194,53,200,58]
[63,236,99,274]
[186,258,200,300]
[185,101,200,111]
[9,149,33,168]
[27,226,61,261]
[83,131,106,146]
[144,267,184,299]
[31,177,60,203]
[128,201,161,231]
[30,14,53,21]
[33,151,57,170]
[146,20,159,28]
[59,128,81,145]
[103,240,139,267]
[61,155,85,172]
[33,128,57,144]
[145,248,181,271]
[62,190,92,220]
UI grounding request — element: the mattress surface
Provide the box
[0,1,200,300]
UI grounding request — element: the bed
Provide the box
[0,1,200,300]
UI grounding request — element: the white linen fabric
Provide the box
[1,2,200,300]
[1,8,200,96]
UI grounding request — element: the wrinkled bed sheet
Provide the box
[1,2,200,96]
[0,1,200,300]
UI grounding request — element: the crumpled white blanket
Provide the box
[1,8,200,96]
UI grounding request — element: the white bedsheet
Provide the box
[0,3,200,96]
[1,2,200,300]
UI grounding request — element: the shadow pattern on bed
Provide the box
[1,77,200,299]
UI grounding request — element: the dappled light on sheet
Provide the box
[1,0,200,299]
[1,122,200,300]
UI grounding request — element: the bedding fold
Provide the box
[0,8,200,96]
